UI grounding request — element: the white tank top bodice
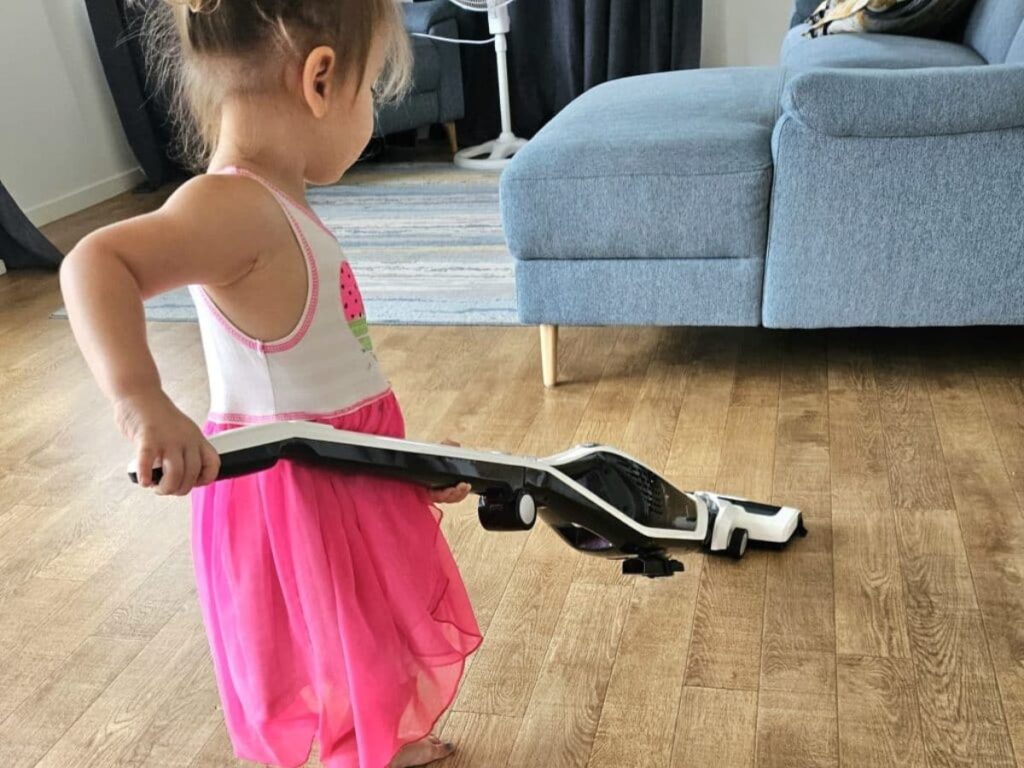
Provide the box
[190,167,390,425]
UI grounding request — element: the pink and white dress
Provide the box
[189,167,480,768]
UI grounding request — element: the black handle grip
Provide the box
[130,463,484,489]
[129,467,164,485]
[129,448,279,486]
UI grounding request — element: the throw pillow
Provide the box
[805,0,977,39]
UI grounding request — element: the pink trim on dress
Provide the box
[219,165,338,240]
[260,203,320,354]
[196,288,262,352]
[208,388,395,426]
[197,170,321,355]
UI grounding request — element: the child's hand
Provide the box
[116,391,220,496]
[431,483,473,505]
[430,438,472,504]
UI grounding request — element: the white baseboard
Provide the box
[24,167,145,227]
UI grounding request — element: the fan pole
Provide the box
[454,4,528,170]
[495,32,513,136]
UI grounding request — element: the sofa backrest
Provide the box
[789,0,819,27]
[788,0,1024,62]
[1006,17,1024,60]
[964,0,1024,62]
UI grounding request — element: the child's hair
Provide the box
[139,0,412,169]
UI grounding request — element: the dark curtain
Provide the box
[85,0,181,187]
[451,0,703,146]
[0,181,63,270]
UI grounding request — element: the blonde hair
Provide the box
[138,0,411,169]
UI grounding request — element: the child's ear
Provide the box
[302,46,337,118]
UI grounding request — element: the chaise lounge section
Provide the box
[500,0,1024,386]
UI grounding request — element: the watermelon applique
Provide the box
[340,261,373,352]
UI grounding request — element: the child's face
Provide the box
[305,37,385,185]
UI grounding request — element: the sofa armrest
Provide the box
[782,65,1024,137]
[402,0,459,34]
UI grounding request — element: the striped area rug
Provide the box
[310,162,516,325]
[61,163,518,326]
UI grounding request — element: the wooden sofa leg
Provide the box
[540,324,558,388]
[443,122,459,157]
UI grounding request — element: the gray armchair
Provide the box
[375,0,466,152]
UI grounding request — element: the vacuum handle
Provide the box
[127,448,506,492]
[128,466,164,485]
[128,435,527,497]
[128,450,279,486]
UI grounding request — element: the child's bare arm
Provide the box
[60,175,281,495]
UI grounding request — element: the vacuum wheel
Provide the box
[726,528,749,559]
[478,489,536,532]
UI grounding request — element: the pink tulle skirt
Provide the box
[190,392,481,768]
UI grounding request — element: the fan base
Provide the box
[454,132,528,170]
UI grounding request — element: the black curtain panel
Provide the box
[85,0,182,187]
[451,0,703,146]
[0,181,63,270]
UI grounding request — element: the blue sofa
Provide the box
[500,0,1024,385]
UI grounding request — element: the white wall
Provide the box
[702,0,796,67]
[0,0,142,226]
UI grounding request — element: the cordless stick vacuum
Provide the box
[129,422,808,577]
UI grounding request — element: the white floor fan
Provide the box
[419,0,527,170]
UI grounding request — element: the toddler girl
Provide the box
[60,1,481,766]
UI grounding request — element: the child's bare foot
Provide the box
[388,735,454,767]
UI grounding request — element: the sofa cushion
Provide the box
[963,0,1024,63]
[516,258,763,326]
[782,24,985,69]
[500,68,781,262]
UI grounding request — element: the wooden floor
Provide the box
[1,193,1023,768]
